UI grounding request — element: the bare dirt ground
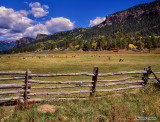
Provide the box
[38,104,56,113]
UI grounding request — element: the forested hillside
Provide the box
[2,0,160,54]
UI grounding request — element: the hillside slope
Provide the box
[2,1,160,53]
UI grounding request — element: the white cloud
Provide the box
[0,28,23,40]
[43,5,49,9]
[4,33,23,40]
[0,6,32,31]
[31,7,48,18]
[23,23,49,38]
[29,2,41,8]
[0,5,74,40]
[18,10,29,16]
[0,28,10,34]
[23,17,74,38]
[46,17,74,33]
[89,17,105,27]
[29,2,49,18]
[0,6,33,40]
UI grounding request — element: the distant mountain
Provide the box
[0,40,15,51]
[13,34,48,48]
[14,37,35,48]
[2,0,160,53]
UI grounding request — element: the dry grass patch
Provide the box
[38,104,56,113]
[1,116,10,122]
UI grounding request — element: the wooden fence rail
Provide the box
[0,71,31,75]
[31,84,92,89]
[30,72,94,77]
[0,84,25,89]
[0,77,25,81]
[97,76,143,82]
[96,85,144,93]
[0,97,23,102]
[0,66,159,103]
[29,90,92,96]
[0,90,30,95]
[98,71,147,77]
[28,80,93,84]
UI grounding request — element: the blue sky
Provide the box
[0,0,155,40]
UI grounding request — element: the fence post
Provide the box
[142,66,152,85]
[24,69,30,104]
[90,67,99,97]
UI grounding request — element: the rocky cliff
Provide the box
[36,33,48,40]
[14,37,34,48]
[14,34,48,48]
[99,1,160,27]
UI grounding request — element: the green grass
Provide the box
[32,50,74,54]
[0,85,160,121]
[0,51,160,121]
[1,53,160,73]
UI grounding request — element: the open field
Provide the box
[1,51,160,73]
[0,51,160,121]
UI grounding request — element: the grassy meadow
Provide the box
[1,51,160,73]
[0,51,160,121]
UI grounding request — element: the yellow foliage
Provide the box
[36,47,43,51]
[75,45,80,49]
[92,42,97,50]
[129,44,137,50]
[92,42,97,47]
[46,40,54,43]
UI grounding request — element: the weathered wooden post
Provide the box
[90,67,99,97]
[148,66,160,83]
[142,66,152,85]
[24,69,31,104]
[142,67,148,85]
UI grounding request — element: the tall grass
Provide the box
[0,85,159,121]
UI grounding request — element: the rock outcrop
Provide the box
[14,37,34,48]
[14,33,48,48]
[99,2,160,27]
[36,33,48,40]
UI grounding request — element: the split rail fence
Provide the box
[0,66,160,103]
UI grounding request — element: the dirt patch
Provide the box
[80,108,87,113]
[1,116,10,122]
[38,104,56,113]
[77,49,83,52]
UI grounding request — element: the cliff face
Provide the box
[14,34,48,48]
[14,37,34,48]
[36,33,48,40]
[99,1,160,27]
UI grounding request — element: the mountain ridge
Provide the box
[0,40,15,51]
[1,0,160,53]
[13,34,48,48]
